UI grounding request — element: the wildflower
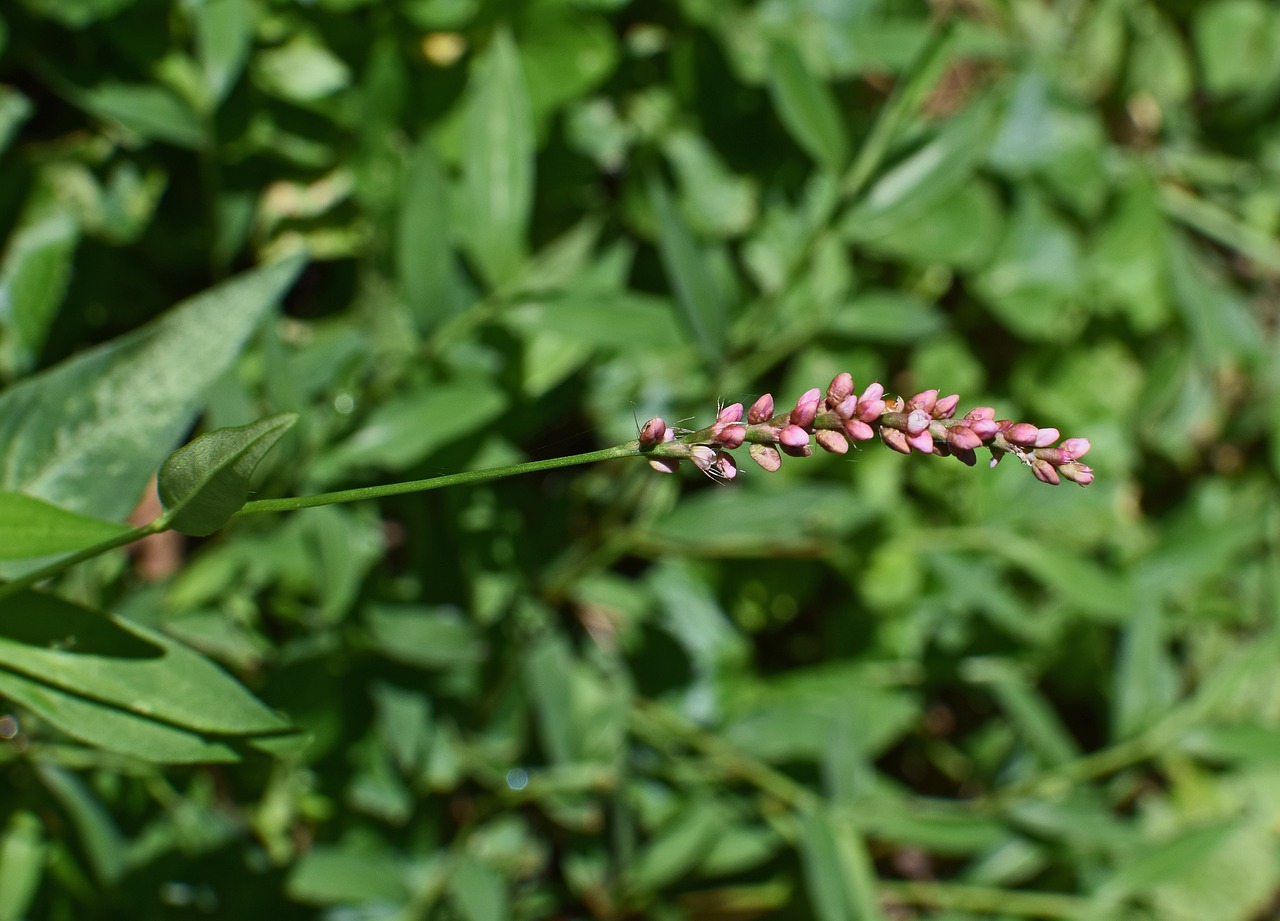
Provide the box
[635,375,1094,487]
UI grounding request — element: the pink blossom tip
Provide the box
[933,394,960,418]
[1060,438,1091,460]
[790,388,822,428]
[859,382,885,403]
[906,409,932,436]
[964,407,995,422]
[1031,458,1061,485]
[712,423,745,449]
[639,417,667,446]
[880,427,911,455]
[827,373,854,403]
[779,424,811,450]
[1060,462,1094,486]
[1034,427,1061,448]
[842,418,875,441]
[945,424,983,451]
[908,389,938,413]
[747,393,775,424]
[1003,423,1040,446]
[815,429,849,454]
[717,402,744,424]
[648,457,680,474]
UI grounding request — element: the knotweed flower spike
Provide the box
[640,374,1094,486]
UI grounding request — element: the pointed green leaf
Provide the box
[0,590,290,737]
[0,252,306,524]
[461,28,535,287]
[0,669,238,763]
[192,0,254,107]
[647,173,727,365]
[158,413,298,536]
[397,134,466,329]
[35,765,128,883]
[0,492,132,559]
[768,42,848,173]
[0,205,78,374]
[0,812,44,921]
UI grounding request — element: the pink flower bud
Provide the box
[835,395,858,419]
[907,389,938,413]
[933,394,960,418]
[906,409,931,436]
[790,388,822,428]
[717,402,744,424]
[815,429,849,454]
[842,418,874,441]
[965,407,995,422]
[780,424,811,449]
[907,429,934,454]
[749,443,782,471]
[639,417,667,446]
[1060,462,1094,486]
[1033,447,1070,466]
[945,424,983,451]
[1034,427,1060,448]
[1031,458,1060,485]
[748,393,775,424]
[1004,423,1040,446]
[856,398,887,422]
[712,423,745,449]
[1060,438,1091,460]
[860,382,885,403]
[648,457,680,474]
[967,418,999,439]
[827,372,854,404]
[881,427,911,455]
[714,453,738,480]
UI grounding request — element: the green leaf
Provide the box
[0,492,131,559]
[646,173,728,366]
[287,846,409,905]
[1193,0,1280,98]
[450,856,509,921]
[0,252,305,523]
[0,590,290,737]
[0,205,78,374]
[0,812,44,921]
[396,133,466,329]
[253,34,352,103]
[1110,602,1179,741]
[158,413,298,536]
[461,28,534,287]
[308,376,507,484]
[0,86,33,156]
[768,41,848,173]
[191,0,254,106]
[364,604,486,671]
[35,764,127,884]
[0,668,239,762]
[628,799,724,892]
[71,82,205,149]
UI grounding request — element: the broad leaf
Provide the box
[0,252,305,523]
[0,492,131,559]
[0,590,290,737]
[158,412,298,536]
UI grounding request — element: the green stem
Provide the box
[0,443,644,598]
[235,442,642,516]
[0,521,159,602]
[879,880,1102,919]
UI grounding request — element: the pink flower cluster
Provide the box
[638,373,1093,486]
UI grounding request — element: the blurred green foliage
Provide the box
[2,0,1280,919]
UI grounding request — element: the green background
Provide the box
[2,0,1280,918]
